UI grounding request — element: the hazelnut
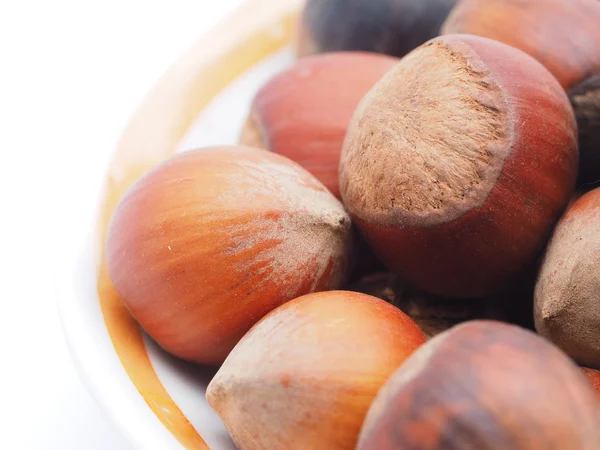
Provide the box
[535,187,600,369]
[106,147,352,364]
[207,290,426,450]
[358,321,600,449]
[442,0,600,89]
[297,0,456,58]
[240,52,397,199]
[569,74,600,188]
[340,35,577,298]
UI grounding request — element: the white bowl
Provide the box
[56,0,301,448]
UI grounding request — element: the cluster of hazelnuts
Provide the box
[106,0,600,449]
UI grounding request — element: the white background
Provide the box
[0,1,246,448]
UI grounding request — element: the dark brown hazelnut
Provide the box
[357,321,600,450]
[569,74,600,189]
[297,0,456,58]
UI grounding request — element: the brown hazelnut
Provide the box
[569,74,600,188]
[442,0,600,89]
[357,321,600,450]
[207,291,426,450]
[106,147,352,364]
[340,35,577,298]
[535,187,600,369]
[240,52,397,199]
[297,0,456,58]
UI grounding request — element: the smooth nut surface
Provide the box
[106,147,352,363]
[207,291,426,450]
[358,321,600,450]
[442,0,600,89]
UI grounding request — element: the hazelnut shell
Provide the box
[106,147,352,364]
[340,35,577,298]
[357,321,600,449]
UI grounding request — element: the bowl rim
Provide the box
[56,230,183,450]
[56,0,301,448]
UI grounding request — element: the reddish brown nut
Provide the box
[357,321,600,450]
[340,35,578,298]
[442,0,600,89]
[106,147,352,364]
[297,0,456,58]
[583,368,600,396]
[535,188,600,369]
[207,291,426,450]
[240,52,397,199]
[569,74,600,188]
